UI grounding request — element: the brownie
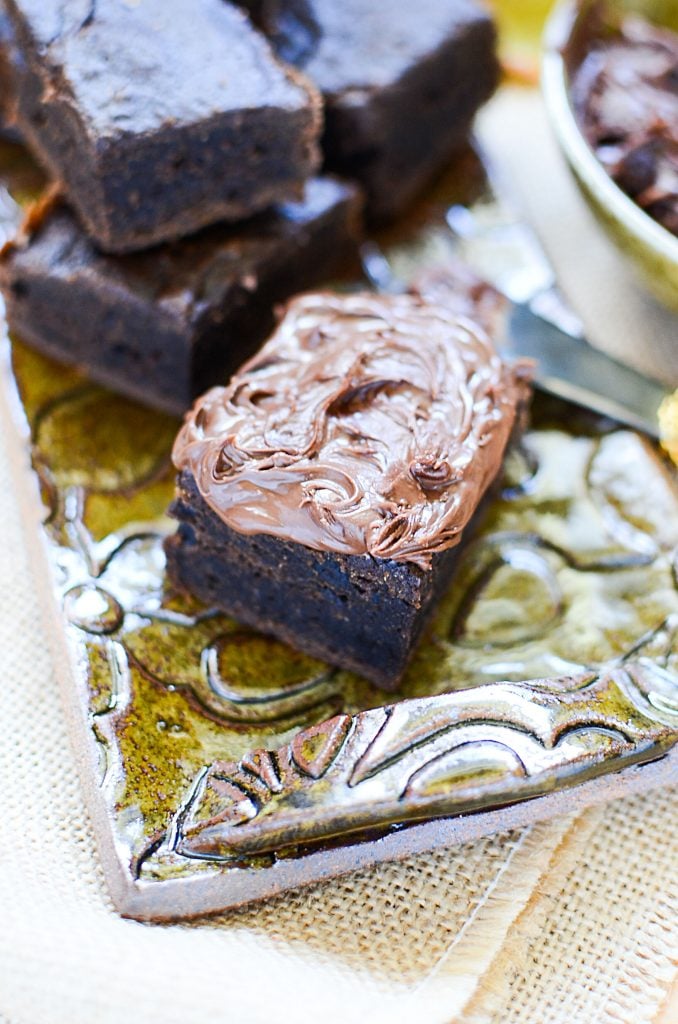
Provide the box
[240,0,500,220]
[165,288,532,689]
[571,15,678,236]
[4,0,322,253]
[0,177,362,415]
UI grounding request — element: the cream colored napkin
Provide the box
[0,88,676,1024]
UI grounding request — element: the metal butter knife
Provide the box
[361,182,672,439]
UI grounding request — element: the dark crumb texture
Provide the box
[165,472,469,690]
[5,0,322,252]
[241,0,499,220]
[0,177,362,414]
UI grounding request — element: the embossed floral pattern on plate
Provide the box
[1,141,677,918]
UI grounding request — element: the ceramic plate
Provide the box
[1,132,677,921]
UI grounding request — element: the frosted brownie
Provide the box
[166,286,532,689]
[4,0,322,252]
[241,0,499,219]
[0,178,362,414]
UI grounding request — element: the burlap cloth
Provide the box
[0,88,676,1024]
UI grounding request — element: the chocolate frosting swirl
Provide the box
[173,289,532,569]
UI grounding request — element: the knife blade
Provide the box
[444,197,671,438]
[360,183,672,439]
[505,301,667,435]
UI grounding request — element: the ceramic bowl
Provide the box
[542,0,678,311]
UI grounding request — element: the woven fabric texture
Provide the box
[0,88,676,1024]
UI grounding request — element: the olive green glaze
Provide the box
[34,388,178,493]
[0,138,45,209]
[1,137,676,899]
[543,0,678,310]
[9,335,678,875]
[174,660,678,860]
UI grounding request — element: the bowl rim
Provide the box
[541,0,678,267]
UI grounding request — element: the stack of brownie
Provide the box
[0,0,499,414]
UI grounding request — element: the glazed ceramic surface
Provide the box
[1,133,677,918]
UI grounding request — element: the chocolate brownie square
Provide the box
[165,288,532,689]
[4,0,322,252]
[241,0,499,220]
[0,177,362,414]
